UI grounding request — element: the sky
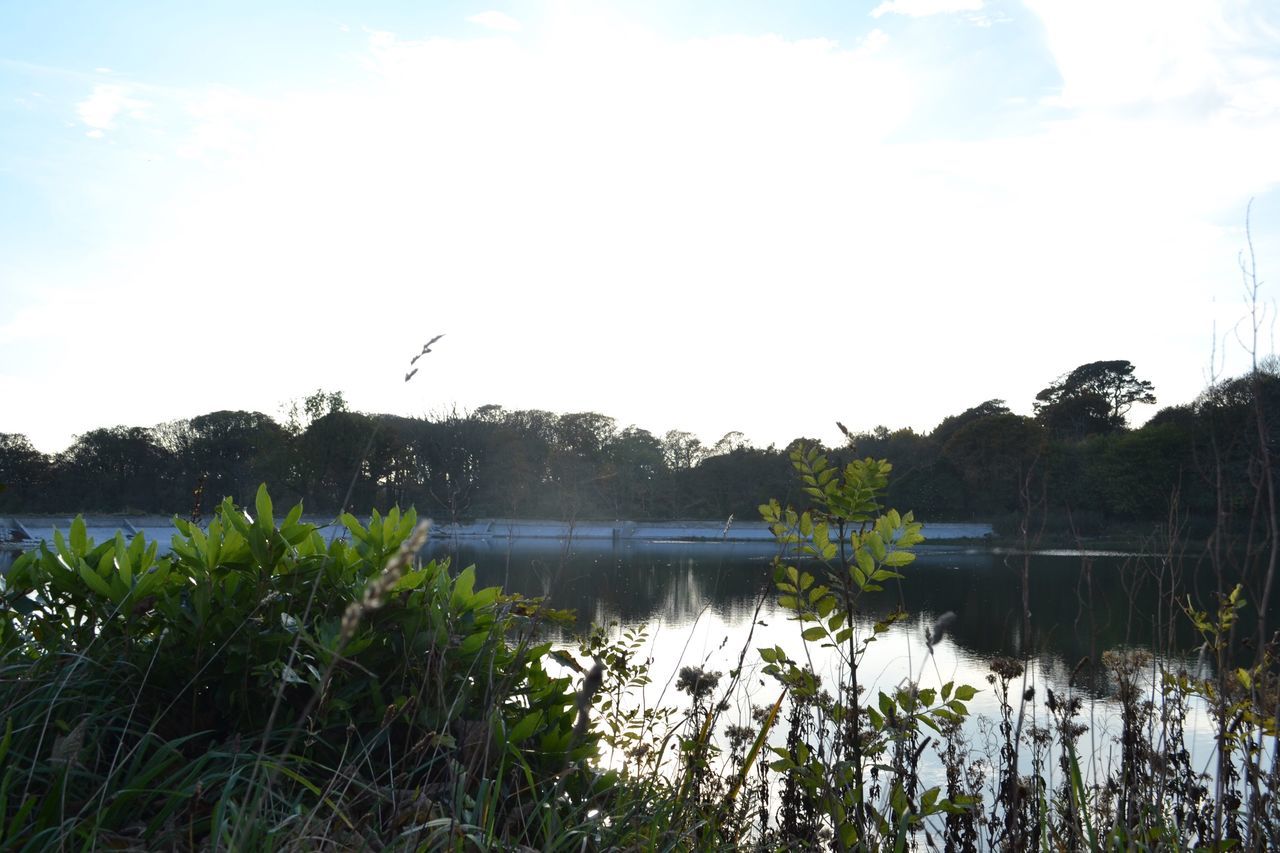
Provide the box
[2,0,1280,454]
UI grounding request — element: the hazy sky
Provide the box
[3,0,1279,453]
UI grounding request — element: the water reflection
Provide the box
[428,538,1232,684]
[429,538,1265,790]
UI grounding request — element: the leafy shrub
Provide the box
[0,486,602,849]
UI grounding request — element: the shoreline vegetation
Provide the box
[2,515,994,550]
[2,512,1220,559]
[2,441,1278,849]
[2,359,1277,546]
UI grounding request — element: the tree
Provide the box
[662,430,706,470]
[292,410,375,513]
[0,434,48,512]
[662,430,707,518]
[55,427,171,512]
[280,389,348,436]
[604,426,667,517]
[1034,360,1156,437]
[710,431,748,456]
[942,414,1045,515]
[187,411,289,506]
[931,400,1011,448]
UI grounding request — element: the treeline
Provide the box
[1,360,1276,534]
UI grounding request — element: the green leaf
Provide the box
[459,630,488,655]
[78,560,114,598]
[114,535,133,588]
[452,566,477,608]
[953,684,978,701]
[254,484,274,530]
[53,528,71,565]
[509,711,541,742]
[393,569,429,591]
[70,516,87,554]
[867,531,886,562]
[883,550,914,567]
[801,626,826,642]
[856,548,874,579]
[922,785,941,810]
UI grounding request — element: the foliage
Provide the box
[0,434,46,513]
[3,433,1280,849]
[1,359,1272,544]
[756,446,977,848]
[0,486,604,849]
[1034,359,1157,437]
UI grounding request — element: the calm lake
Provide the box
[3,529,1265,785]
[427,536,1267,786]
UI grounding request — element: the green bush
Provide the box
[0,486,603,850]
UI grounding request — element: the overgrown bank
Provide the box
[3,362,1278,542]
[3,445,1278,850]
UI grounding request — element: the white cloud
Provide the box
[1025,0,1280,118]
[862,28,891,51]
[75,84,149,133]
[174,86,268,160]
[871,0,984,19]
[7,9,1280,452]
[467,11,522,33]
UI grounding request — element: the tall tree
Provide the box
[55,427,171,512]
[187,411,289,506]
[292,410,375,513]
[942,414,1045,515]
[0,434,48,512]
[604,426,667,518]
[1034,360,1156,437]
[931,400,1011,448]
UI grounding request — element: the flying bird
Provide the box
[410,334,445,365]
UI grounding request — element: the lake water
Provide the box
[428,536,1266,791]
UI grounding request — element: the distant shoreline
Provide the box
[2,514,993,550]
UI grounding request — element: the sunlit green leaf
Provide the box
[255,484,273,530]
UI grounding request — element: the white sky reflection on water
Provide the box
[470,539,1272,802]
[583,599,1253,802]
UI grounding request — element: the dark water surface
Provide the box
[426,537,1275,786]
[428,538,1236,678]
